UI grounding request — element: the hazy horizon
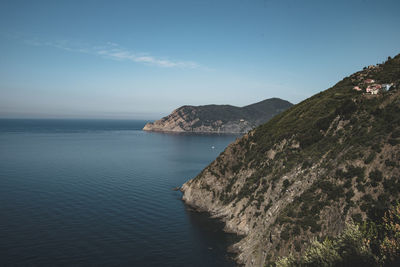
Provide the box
[0,97,292,120]
[1,0,399,119]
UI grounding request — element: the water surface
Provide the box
[0,119,239,266]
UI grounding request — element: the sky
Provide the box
[0,0,399,119]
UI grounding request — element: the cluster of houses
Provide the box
[353,79,393,95]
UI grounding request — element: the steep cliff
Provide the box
[143,98,292,134]
[181,55,400,266]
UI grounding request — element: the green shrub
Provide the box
[346,189,355,202]
[336,99,357,120]
[389,138,399,146]
[276,224,376,266]
[352,213,363,224]
[281,179,290,193]
[364,152,376,164]
[369,170,383,186]
[383,177,400,195]
[292,225,301,236]
[281,226,291,241]
[385,160,396,167]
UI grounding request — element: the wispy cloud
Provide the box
[25,39,201,69]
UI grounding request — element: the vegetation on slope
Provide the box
[183,54,400,265]
[276,204,400,267]
[144,98,293,133]
[180,98,293,125]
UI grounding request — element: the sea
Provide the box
[0,119,240,266]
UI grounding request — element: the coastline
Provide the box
[143,128,249,135]
[180,185,246,266]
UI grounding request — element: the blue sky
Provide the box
[0,0,399,119]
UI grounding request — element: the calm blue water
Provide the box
[0,119,239,266]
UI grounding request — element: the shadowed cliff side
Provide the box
[182,54,400,266]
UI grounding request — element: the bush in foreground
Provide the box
[275,204,400,266]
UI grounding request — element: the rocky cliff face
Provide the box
[181,55,400,266]
[143,98,293,134]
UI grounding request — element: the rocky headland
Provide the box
[143,98,293,134]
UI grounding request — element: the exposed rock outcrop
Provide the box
[182,54,400,266]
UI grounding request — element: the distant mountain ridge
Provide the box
[143,98,293,134]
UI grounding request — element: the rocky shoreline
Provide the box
[180,186,245,266]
